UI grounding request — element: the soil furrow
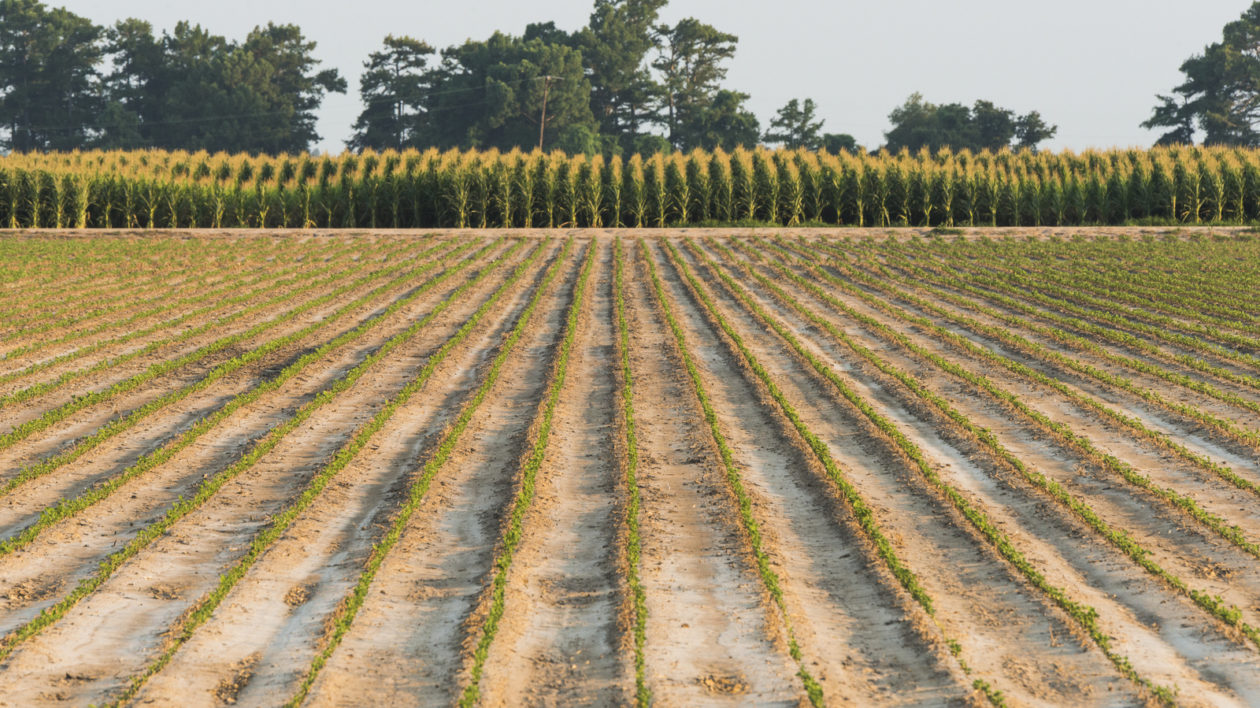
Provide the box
[0,241,469,546]
[120,241,559,707]
[670,239,1135,704]
[720,238,1260,704]
[299,243,582,707]
[0,242,509,642]
[0,243,537,706]
[475,240,629,706]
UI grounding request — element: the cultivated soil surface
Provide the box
[0,229,1258,707]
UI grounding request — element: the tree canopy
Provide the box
[883,93,1057,153]
[0,0,1063,157]
[1143,2,1260,146]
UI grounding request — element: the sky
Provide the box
[53,0,1250,154]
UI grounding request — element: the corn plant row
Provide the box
[8,144,1260,228]
[284,239,570,708]
[936,250,1260,360]
[829,240,1260,397]
[668,239,1030,703]
[0,240,451,504]
[994,236,1260,310]
[0,238,246,324]
[0,239,497,558]
[613,237,650,707]
[827,244,1260,473]
[955,235,1260,316]
[868,246,1260,402]
[102,238,542,707]
[641,239,825,705]
[0,238,402,407]
[748,243,1237,684]
[0,237,423,449]
[838,248,1260,495]
[979,247,1260,339]
[855,241,1260,430]
[0,241,520,668]
[0,239,358,385]
[726,237,1260,667]
[1,254,220,340]
[459,240,597,706]
[905,253,1260,379]
[0,238,345,367]
[792,242,1260,563]
[0,235,273,336]
[688,236,1174,702]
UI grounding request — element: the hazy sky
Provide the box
[53,0,1249,153]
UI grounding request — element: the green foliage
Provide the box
[764,98,824,150]
[1144,2,1260,146]
[97,20,344,152]
[651,18,754,150]
[421,33,598,152]
[0,0,103,151]
[288,239,570,707]
[348,36,435,151]
[613,238,651,707]
[578,0,668,152]
[885,93,1058,153]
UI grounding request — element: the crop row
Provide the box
[5,144,1260,228]
[733,238,1260,650]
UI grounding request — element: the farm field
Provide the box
[0,230,1259,706]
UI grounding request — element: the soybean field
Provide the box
[0,230,1259,706]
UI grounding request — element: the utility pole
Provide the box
[538,75,558,150]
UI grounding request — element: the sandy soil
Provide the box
[0,230,1257,707]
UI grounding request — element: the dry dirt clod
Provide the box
[214,652,262,705]
[698,673,749,695]
[284,584,312,608]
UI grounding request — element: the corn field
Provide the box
[2,144,1260,229]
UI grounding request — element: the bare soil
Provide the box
[0,230,1258,707]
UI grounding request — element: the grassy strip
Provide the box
[0,237,431,452]
[458,239,596,707]
[0,240,461,503]
[0,239,497,559]
[747,238,1260,651]
[0,238,399,407]
[0,237,354,372]
[105,238,545,707]
[283,238,574,708]
[811,245,1260,561]
[645,239,825,707]
[614,237,650,707]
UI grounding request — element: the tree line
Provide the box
[0,0,1064,155]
